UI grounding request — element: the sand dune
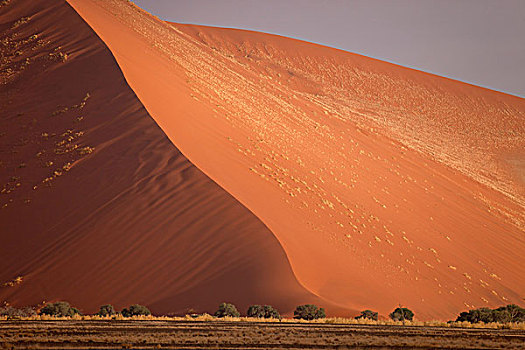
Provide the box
[1,0,524,320]
[65,0,524,320]
[0,0,327,315]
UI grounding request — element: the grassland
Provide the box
[1,318,524,349]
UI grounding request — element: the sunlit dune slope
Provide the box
[0,0,328,315]
[65,0,525,320]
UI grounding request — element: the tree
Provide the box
[456,307,494,323]
[121,304,151,317]
[39,301,80,317]
[455,305,525,323]
[495,304,525,323]
[214,303,240,318]
[246,305,281,319]
[0,306,36,318]
[389,307,414,321]
[355,309,378,321]
[293,304,326,320]
[97,304,116,317]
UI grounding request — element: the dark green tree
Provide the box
[456,307,494,323]
[246,305,281,319]
[121,304,151,317]
[214,303,240,318]
[355,309,378,321]
[0,306,36,318]
[97,304,116,317]
[39,301,80,317]
[293,304,326,320]
[495,304,525,322]
[455,305,525,323]
[389,307,414,321]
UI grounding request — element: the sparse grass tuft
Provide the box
[78,146,94,155]
[49,51,68,62]
[11,17,30,29]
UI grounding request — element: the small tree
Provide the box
[214,302,240,318]
[455,305,525,323]
[97,304,116,317]
[121,304,151,317]
[494,304,525,323]
[246,305,264,318]
[456,307,493,323]
[0,306,36,318]
[389,307,414,321]
[293,304,326,320]
[246,305,281,319]
[355,309,378,321]
[39,301,80,317]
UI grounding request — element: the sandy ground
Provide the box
[1,320,524,349]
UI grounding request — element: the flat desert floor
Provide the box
[1,320,524,349]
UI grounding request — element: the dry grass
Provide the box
[1,318,524,349]
[2,314,524,330]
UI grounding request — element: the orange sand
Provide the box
[0,0,330,316]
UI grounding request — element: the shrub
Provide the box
[293,304,326,320]
[499,304,525,322]
[97,304,116,317]
[355,309,378,321]
[0,306,36,318]
[246,305,281,319]
[214,303,240,318]
[39,301,80,317]
[456,307,494,323]
[455,304,525,323]
[121,304,151,317]
[389,307,414,321]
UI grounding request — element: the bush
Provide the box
[246,305,281,319]
[121,304,151,317]
[496,304,525,322]
[456,307,494,323]
[455,304,525,323]
[0,306,36,318]
[97,304,116,317]
[293,304,326,320]
[355,309,378,321]
[39,302,80,317]
[389,307,414,321]
[214,302,240,318]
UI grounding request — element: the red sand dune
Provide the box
[2,0,524,320]
[0,0,329,316]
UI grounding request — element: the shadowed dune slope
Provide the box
[0,0,328,315]
[66,0,525,320]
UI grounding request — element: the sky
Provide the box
[131,0,525,98]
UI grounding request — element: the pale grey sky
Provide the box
[132,0,525,97]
